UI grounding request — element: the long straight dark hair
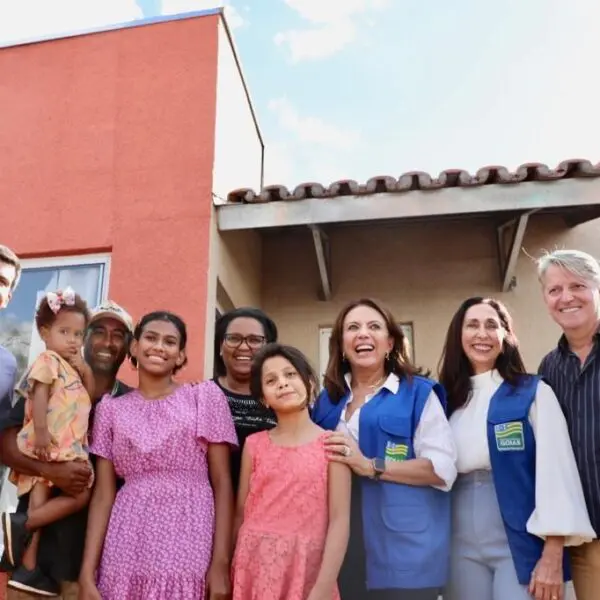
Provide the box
[324,298,424,403]
[438,297,527,416]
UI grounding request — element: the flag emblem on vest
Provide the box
[494,421,525,451]
[385,441,408,461]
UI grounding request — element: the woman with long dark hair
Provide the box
[78,311,237,600]
[439,297,594,600]
[312,298,457,600]
[213,307,278,493]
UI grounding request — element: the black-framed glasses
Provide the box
[223,333,266,349]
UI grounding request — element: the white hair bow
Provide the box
[46,287,76,314]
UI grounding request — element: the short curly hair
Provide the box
[35,292,90,333]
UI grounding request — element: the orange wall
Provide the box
[0,15,220,381]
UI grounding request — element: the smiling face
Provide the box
[84,317,129,375]
[260,355,309,414]
[542,264,600,333]
[461,303,505,374]
[40,310,87,361]
[341,304,394,373]
[221,317,267,381]
[130,319,185,376]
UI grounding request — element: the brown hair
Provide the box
[438,296,527,416]
[35,292,90,333]
[0,245,22,291]
[250,343,318,407]
[324,298,424,403]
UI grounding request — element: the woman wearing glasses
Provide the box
[213,308,279,493]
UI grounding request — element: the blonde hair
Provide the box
[537,249,600,287]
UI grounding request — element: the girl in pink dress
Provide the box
[78,311,237,600]
[232,344,351,600]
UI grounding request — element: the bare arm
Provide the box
[80,364,95,399]
[326,434,448,487]
[68,355,95,399]
[309,462,351,598]
[31,382,50,439]
[0,426,46,478]
[0,426,91,495]
[233,445,252,547]
[79,458,117,583]
[377,458,446,487]
[207,443,235,566]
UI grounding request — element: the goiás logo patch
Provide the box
[494,421,525,451]
[385,441,409,462]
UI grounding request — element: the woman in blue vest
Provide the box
[439,296,595,600]
[312,298,458,600]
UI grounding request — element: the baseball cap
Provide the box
[89,300,134,334]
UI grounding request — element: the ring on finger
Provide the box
[343,445,351,457]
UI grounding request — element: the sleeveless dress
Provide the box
[232,431,339,600]
[89,381,238,599]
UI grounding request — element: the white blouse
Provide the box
[337,373,458,492]
[450,369,596,546]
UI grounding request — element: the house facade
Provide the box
[219,162,600,378]
[2,8,600,385]
[0,9,262,381]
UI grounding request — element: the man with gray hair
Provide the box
[537,249,600,600]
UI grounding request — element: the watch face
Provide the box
[375,457,386,472]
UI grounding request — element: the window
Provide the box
[0,255,109,378]
[318,322,415,387]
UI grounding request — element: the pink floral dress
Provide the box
[232,431,339,600]
[89,381,238,600]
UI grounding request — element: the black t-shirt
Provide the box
[212,378,276,494]
[0,380,132,582]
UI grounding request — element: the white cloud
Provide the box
[160,0,244,29]
[282,0,390,24]
[0,0,143,45]
[268,97,360,150]
[264,98,360,185]
[275,0,389,61]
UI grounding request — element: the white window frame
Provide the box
[19,253,111,302]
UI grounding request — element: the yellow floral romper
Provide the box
[9,350,93,496]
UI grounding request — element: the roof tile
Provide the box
[226,158,600,204]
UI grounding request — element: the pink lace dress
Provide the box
[232,431,339,600]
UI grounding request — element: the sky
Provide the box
[1,0,599,189]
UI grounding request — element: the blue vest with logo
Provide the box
[487,375,571,585]
[312,375,451,590]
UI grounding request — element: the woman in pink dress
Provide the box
[78,311,237,600]
[232,344,351,600]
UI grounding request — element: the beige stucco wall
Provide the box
[260,215,600,377]
[216,228,262,309]
[203,212,263,375]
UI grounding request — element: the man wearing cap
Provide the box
[0,301,134,600]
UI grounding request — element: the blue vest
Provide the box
[487,376,571,585]
[312,375,451,590]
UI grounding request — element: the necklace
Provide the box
[368,374,387,390]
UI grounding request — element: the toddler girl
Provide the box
[2,287,94,596]
[232,343,351,600]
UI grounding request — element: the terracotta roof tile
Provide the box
[227,158,600,204]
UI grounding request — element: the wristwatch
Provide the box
[371,457,386,480]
